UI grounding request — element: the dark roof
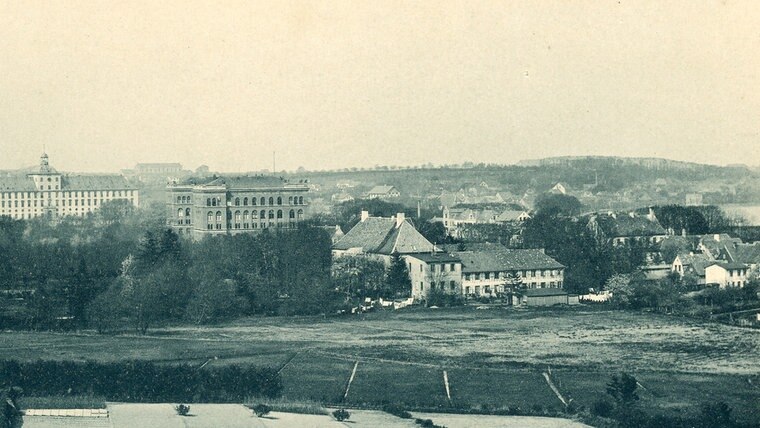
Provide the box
[592,214,666,237]
[0,176,36,191]
[404,252,461,263]
[722,243,760,265]
[524,288,569,297]
[699,234,742,256]
[367,185,397,194]
[450,244,564,273]
[706,261,748,270]
[675,253,711,276]
[63,175,135,190]
[333,216,435,255]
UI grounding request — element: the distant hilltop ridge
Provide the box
[516,156,748,171]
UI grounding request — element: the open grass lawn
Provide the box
[448,368,561,411]
[279,352,355,403]
[1,307,758,423]
[345,361,450,408]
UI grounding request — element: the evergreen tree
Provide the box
[385,253,411,298]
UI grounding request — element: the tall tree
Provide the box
[385,253,411,298]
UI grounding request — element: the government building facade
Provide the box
[167,175,310,240]
[0,153,138,220]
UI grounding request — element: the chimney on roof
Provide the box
[681,228,687,237]
[628,212,636,218]
[714,234,720,242]
[360,210,369,222]
[395,212,405,228]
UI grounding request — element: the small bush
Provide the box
[414,418,446,428]
[252,403,271,417]
[175,404,190,416]
[591,399,614,417]
[332,408,350,421]
[383,403,412,419]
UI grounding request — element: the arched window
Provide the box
[260,197,265,206]
[235,197,240,206]
[277,210,283,219]
[178,208,184,217]
[206,198,211,206]
[177,196,182,203]
[212,198,217,207]
[299,196,303,204]
[216,211,222,222]
[243,211,249,221]
[268,210,274,219]
[297,209,304,220]
[288,196,293,205]
[269,197,274,205]
[207,211,214,222]
[289,209,295,219]
[234,210,241,221]
[260,211,266,219]
[277,197,282,205]
[252,198,257,206]
[243,197,248,206]
[185,208,191,217]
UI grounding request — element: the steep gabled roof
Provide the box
[675,253,711,276]
[333,216,435,255]
[723,243,760,265]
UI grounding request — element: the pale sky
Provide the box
[1,1,758,173]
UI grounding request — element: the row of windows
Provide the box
[0,206,119,220]
[32,176,59,182]
[463,269,561,281]
[0,190,134,199]
[2,197,133,208]
[464,282,563,295]
[202,196,306,207]
[204,222,298,231]
[202,209,305,222]
[426,281,457,292]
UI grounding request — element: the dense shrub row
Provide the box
[0,360,281,402]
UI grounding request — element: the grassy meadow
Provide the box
[1,306,758,423]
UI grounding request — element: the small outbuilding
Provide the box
[517,288,579,306]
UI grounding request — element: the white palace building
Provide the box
[0,153,138,220]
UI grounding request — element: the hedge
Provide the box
[0,360,281,402]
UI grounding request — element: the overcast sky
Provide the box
[1,1,758,173]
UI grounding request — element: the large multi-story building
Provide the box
[0,153,138,220]
[167,175,310,239]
